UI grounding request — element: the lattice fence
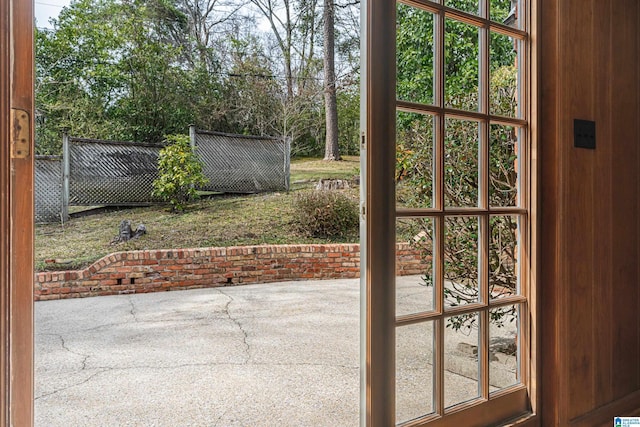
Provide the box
[35,156,65,223]
[34,132,290,223]
[67,137,163,206]
[192,128,290,193]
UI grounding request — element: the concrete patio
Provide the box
[35,277,517,426]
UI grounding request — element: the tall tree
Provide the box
[250,0,293,99]
[35,0,364,156]
[247,0,327,154]
[322,0,339,160]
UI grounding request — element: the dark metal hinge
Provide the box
[11,108,30,159]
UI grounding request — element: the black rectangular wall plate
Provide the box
[574,119,596,149]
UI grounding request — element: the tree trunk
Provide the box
[323,0,340,161]
[284,0,294,99]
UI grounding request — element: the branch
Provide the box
[335,0,359,8]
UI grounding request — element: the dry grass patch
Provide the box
[290,155,359,183]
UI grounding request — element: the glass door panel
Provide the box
[389,1,529,425]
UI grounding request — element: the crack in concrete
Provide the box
[86,361,359,371]
[45,314,227,335]
[35,359,360,401]
[35,360,250,401]
[35,368,110,400]
[214,395,251,427]
[128,295,139,322]
[40,333,91,370]
[216,289,251,364]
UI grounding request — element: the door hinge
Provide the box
[11,108,30,159]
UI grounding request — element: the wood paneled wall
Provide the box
[540,0,640,424]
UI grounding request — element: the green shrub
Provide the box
[293,190,359,238]
[152,134,208,212]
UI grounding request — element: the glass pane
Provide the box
[397,218,435,316]
[397,4,435,106]
[489,304,520,391]
[397,321,435,424]
[396,111,435,209]
[444,216,479,307]
[491,0,520,28]
[445,118,479,207]
[490,215,519,300]
[445,19,480,111]
[490,31,518,118]
[446,0,480,16]
[444,313,480,408]
[489,124,519,207]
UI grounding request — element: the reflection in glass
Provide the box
[489,304,520,391]
[445,19,480,111]
[397,322,435,424]
[489,124,519,207]
[396,111,435,209]
[444,313,480,408]
[446,0,480,16]
[445,118,479,207]
[490,0,520,28]
[490,31,518,118]
[490,215,519,300]
[397,4,435,105]
[444,216,480,308]
[396,218,435,316]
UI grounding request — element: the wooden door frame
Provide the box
[1,0,542,424]
[1,0,35,423]
[361,0,397,423]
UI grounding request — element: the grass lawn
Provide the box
[35,156,360,272]
[290,155,359,183]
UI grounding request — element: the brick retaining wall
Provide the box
[34,243,429,301]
